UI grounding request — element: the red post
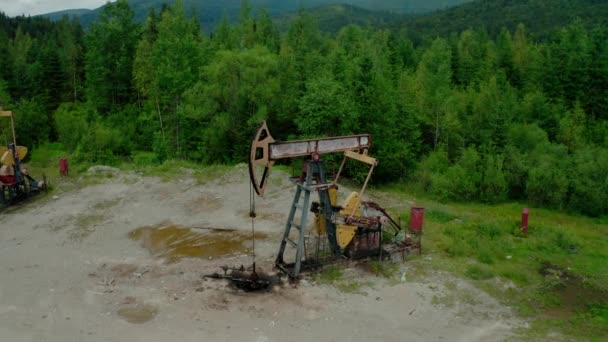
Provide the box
[59,158,69,176]
[409,206,425,234]
[521,208,529,234]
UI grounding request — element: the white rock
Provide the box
[87,165,120,175]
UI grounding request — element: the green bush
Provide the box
[152,132,168,163]
[415,150,449,192]
[28,142,68,167]
[54,102,89,152]
[465,264,495,280]
[132,151,160,167]
[74,123,130,165]
[568,147,608,217]
[526,144,569,208]
[507,123,549,153]
[502,145,529,199]
[480,154,507,203]
[431,147,481,201]
[13,98,49,148]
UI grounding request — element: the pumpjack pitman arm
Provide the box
[248,121,374,197]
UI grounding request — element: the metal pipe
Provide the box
[349,163,376,220]
[333,155,348,185]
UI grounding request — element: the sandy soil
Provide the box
[0,165,523,341]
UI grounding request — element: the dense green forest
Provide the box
[399,0,608,41]
[1,0,608,217]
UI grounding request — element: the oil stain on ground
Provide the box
[129,224,269,262]
[117,303,159,324]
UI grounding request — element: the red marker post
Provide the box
[409,206,424,255]
[521,208,529,234]
[59,158,69,176]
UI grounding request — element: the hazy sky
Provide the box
[1,0,114,17]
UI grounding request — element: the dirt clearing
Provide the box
[0,165,523,341]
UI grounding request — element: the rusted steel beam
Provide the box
[269,135,370,160]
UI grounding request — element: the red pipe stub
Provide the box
[521,208,529,234]
[409,206,425,233]
[59,158,69,176]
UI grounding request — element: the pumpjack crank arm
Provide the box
[248,121,372,196]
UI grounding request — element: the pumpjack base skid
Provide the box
[275,259,323,279]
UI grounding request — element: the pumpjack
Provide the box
[249,121,409,278]
[0,103,46,207]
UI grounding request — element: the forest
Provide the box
[0,0,607,217]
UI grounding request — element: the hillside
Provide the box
[274,4,399,33]
[398,0,608,40]
[39,0,471,31]
[41,9,93,21]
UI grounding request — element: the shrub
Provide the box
[568,147,608,217]
[465,264,494,280]
[132,151,159,167]
[74,123,130,165]
[13,98,49,148]
[415,150,449,192]
[507,123,549,153]
[431,147,481,201]
[526,143,569,208]
[54,102,89,152]
[152,132,168,164]
[480,154,507,203]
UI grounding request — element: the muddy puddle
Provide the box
[117,303,158,324]
[129,224,269,262]
[540,262,607,319]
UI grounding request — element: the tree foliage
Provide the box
[1,2,608,216]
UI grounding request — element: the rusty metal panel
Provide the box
[269,135,370,160]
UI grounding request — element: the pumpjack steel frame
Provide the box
[249,121,391,278]
[0,104,46,207]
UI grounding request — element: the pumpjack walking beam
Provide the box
[248,121,378,278]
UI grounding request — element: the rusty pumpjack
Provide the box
[0,104,46,207]
[249,121,405,278]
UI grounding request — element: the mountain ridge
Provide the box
[37,0,471,31]
[398,0,608,40]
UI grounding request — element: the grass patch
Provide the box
[369,260,399,278]
[68,214,105,240]
[465,264,495,280]
[336,281,371,294]
[378,183,608,340]
[315,266,374,294]
[316,266,343,283]
[93,199,120,210]
[426,208,460,222]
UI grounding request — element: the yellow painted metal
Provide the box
[335,191,363,248]
[329,187,338,206]
[1,149,14,166]
[344,150,377,166]
[314,213,326,235]
[340,192,361,217]
[17,146,27,160]
[337,224,357,248]
[316,187,339,235]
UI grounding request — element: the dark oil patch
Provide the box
[117,303,158,324]
[539,262,607,319]
[129,224,269,262]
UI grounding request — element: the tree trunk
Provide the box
[73,71,77,102]
[156,96,165,141]
[434,113,440,150]
[175,97,180,156]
